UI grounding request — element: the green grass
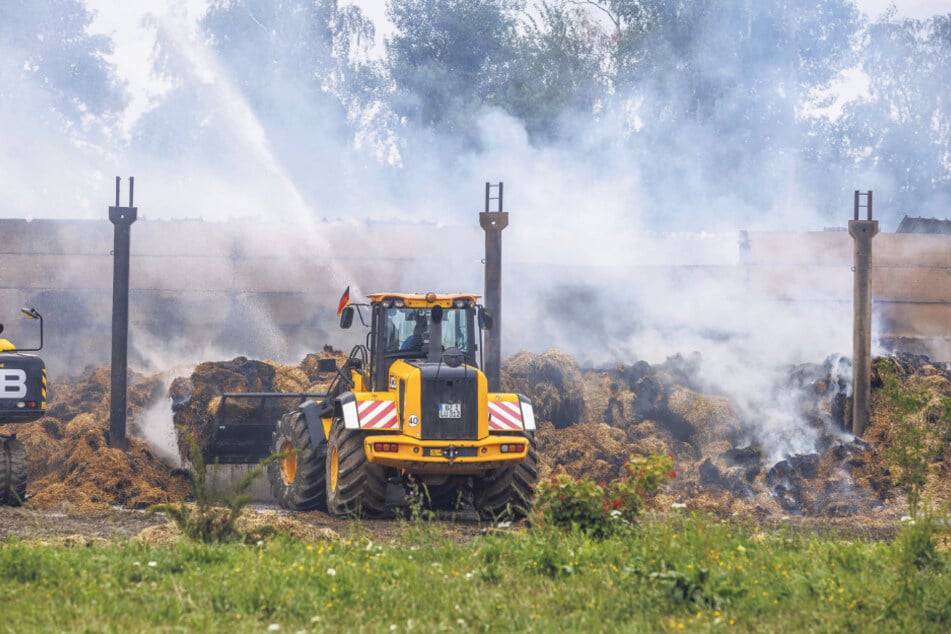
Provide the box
[1,513,949,633]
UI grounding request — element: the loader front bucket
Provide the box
[210,392,327,464]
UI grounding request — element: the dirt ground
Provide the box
[0,502,904,545]
[0,503,492,544]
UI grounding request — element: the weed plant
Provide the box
[878,359,951,516]
[147,428,274,543]
[532,451,675,536]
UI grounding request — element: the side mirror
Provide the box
[339,306,354,329]
[479,307,493,330]
[10,306,43,351]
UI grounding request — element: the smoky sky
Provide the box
[3,1,949,461]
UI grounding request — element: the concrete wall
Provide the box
[0,218,486,375]
[2,219,950,376]
[746,230,951,359]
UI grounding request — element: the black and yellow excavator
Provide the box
[0,308,47,506]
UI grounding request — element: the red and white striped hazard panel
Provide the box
[488,400,524,431]
[358,400,399,430]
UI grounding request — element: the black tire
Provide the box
[473,433,538,521]
[326,420,387,518]
[267,411,328,511]
[1,437,27,507]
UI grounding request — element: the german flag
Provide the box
[336,286,351,317]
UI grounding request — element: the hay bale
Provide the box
[539,421,638,482]
[502,350,586,428]
[666,386,740,448]
[582,371,637,428]
[271,363,310,393]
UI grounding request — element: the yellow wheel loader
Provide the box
[0,308,47,506]
[213,292,538,519]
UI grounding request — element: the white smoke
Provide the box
[5,0,947,466]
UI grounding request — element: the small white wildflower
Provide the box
[147,561,157,567]
[465,572,473,580]
[310,616,321,623]
[456,618,466,626]
[326,568,337,577]
[267,624,280,631]
[610,509,623,518]
[256,540,264,547]
[497,521,512,528]
[671,502,687,510]
[390,625,398,631]
[900,515,913,523]
[132,562,140,567]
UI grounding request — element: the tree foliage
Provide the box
[834,13,951,216]
[0,0,123,125]
[385,0,523,143]
[3,0,949,227]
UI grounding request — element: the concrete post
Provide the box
[109,177,137,450]
[480,182,507,392]
[849,190,877,437]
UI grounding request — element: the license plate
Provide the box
[438,403,462,419]
[424,446,477,458]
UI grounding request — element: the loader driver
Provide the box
[401,314,428,351]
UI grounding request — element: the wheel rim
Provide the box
[330,444,339,491]
[279,441,297,485]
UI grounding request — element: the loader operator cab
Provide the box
[343,292,485,392]
[383,304,472,359]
